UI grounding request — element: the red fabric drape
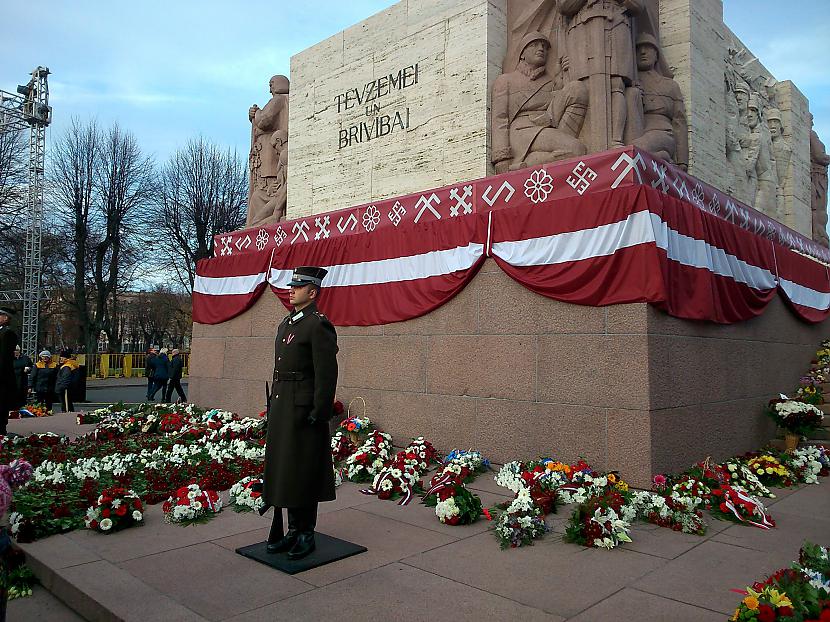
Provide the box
[268,214,487,326]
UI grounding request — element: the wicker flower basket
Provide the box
[347,396,367,445]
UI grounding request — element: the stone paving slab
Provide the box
[402,531,666,618]
[711,508,830,556]
[353,489,507,538]
[224,562,565,622]
[6,584,86,621]
[632,539,794,615]
[290,507,459,587]
[764,481,830,518]
[54,559,207,622]
[567,587,725,622]
[119,542,314,621]
[13,479,830,621]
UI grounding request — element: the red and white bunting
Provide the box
[193,251,272,324]
[195,148,830,327]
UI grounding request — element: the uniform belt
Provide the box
[273,371,305,381]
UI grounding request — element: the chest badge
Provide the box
[285,333,295,345]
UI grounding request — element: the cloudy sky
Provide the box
[2,0,828,164]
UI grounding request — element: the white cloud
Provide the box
[49,80,200,108]
[751,30,830,88]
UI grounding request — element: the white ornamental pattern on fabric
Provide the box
[255,229,269,251]
[692,183,706,208]
[449,186,473,217]
[291,221,310,244]
[611,152,645,188]
[338,213,358,233]
[482,180,515,207]
[524,169,554,204]
[274,226,287,246]
[315,216,330,240]
[566,161,598,196]
[363,206,381,232]
[220,236,233,256]
[651,160,669,193]
[234,235,252,252]
[388,201,406,227]
[414,193,441,223]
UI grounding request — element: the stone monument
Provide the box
[246,74,289,227]
[630,32,688,170]
[191,0,830,486]
[490,31,588,173]
[275,0,825,242]
[811,114,830,247]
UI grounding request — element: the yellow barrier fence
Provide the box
[76,353,190,379]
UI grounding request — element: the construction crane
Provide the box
[0,66,51,355]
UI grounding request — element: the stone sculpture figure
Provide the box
[558,0,643,148]
[810,114,830,247]
[630,33,688,169]
[766,108,791,213]
[247,75,289,227]
[491,32,588,173]
[740,97,778,217]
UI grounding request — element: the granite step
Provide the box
[19,534,210,622]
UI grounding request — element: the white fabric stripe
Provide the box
[269,243,485,288]
[491,210,777,292]
[779,278,830,311]
[491,210,656,266]
[649,214,777,291]
[193,272,267,296]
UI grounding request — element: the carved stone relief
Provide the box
[723,46,790,222]
[811,114,830,247]
[247,75,289,228]
[494,1,688,172]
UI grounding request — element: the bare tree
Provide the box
[151,137,247,289]
[93,124,156,347]
[50,117,98,350]
[120,287,192,350]
[49,118,155,351]
[0,128,27,233]
[0,128,28,289]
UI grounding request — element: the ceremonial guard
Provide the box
[263,266,338,560]
[0,308,20,435]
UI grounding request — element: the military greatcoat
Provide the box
[0,325,20,428]
[263,302,338,508]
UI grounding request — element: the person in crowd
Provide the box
[55,349,80,413]
[29,351,58,413]
[150,347,170,401]
[262,266,338,561]
[165,349,187,403]
[0,308,20,435]
[0,458,33,619]
[12,346,32,409]
[145,346,158,401]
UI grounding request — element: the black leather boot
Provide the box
[266,529,299,554]
[287,531,315,560]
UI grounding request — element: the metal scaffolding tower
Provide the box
[0,66,52,355]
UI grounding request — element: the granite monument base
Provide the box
[236,534,367,575]
[190,258,825,488]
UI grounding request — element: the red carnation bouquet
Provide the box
[84,486,144,533]
[162,483,222,525]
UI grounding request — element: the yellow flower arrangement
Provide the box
[742,595,759,610]
[543,460,572,476]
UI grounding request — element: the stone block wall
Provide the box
[659,0,812,236]
[286,0,506,219]
[189,259,825,487]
